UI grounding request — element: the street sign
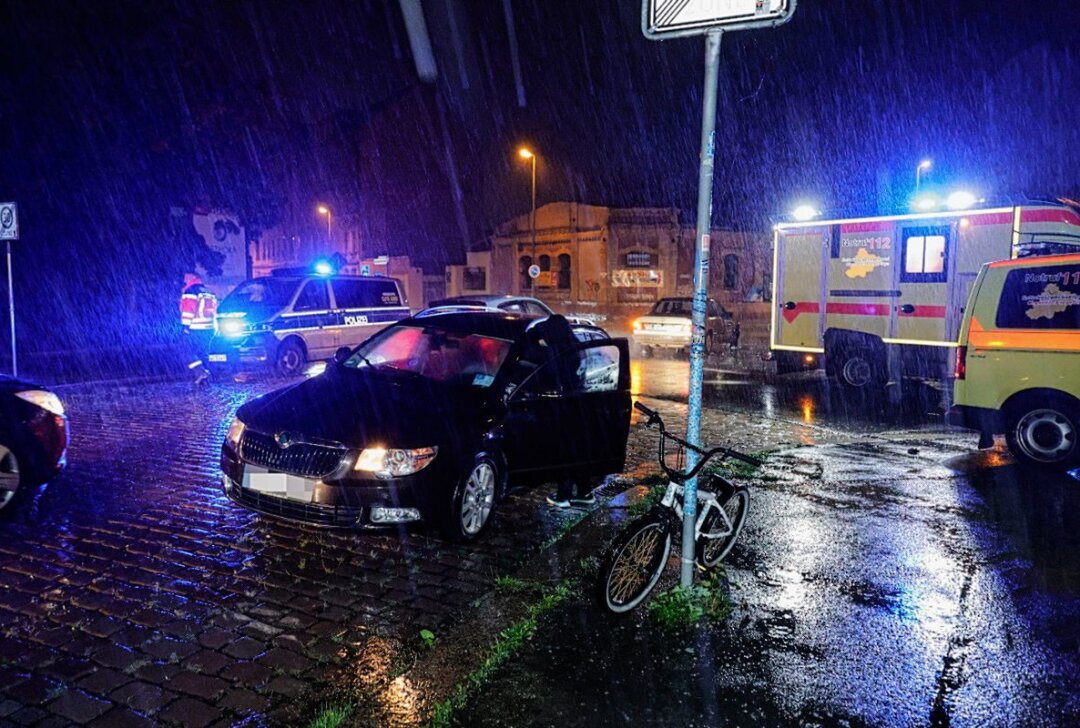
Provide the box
[0,203,18,240]
[643,0,796,40]
[528,264,541,279]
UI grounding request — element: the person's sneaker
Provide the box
[569,493,597,506]
[545,494,571,508]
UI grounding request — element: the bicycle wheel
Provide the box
[695,487,749,569]
[597,509,673,613]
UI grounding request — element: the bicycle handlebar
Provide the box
[633,401,763,482]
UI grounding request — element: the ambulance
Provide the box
[769,203,1080,393]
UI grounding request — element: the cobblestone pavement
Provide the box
[0,362,965,727]
[0,378,643,727]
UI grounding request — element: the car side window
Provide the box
[518,346,584,397]
[525,302,550,317]
[575,345,621,393]
[502,302,527,313]
[294,281,329,312]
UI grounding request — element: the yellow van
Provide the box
[947,254,1080,468]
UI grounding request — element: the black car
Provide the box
[221,311,632,540]
[0,376,69,513]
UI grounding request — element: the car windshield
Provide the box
[220,278,296,310]
[649,299,693,317]
[344,325,513,387]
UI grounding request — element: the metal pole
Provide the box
[530,155,537,285]
[915,167,922,196]
[6,240,15,377]
[682,28,722,588]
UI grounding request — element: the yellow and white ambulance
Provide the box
[770,204,1080,392]
[947,253,1080,468]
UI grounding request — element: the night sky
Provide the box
[0,0,1078,351]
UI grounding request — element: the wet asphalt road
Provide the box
[0,360,1078,726]
[455,358,1080,727]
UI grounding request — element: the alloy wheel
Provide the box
[0,444,21,510]
[460,462,495,535]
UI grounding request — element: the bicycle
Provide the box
[597,401,762,613]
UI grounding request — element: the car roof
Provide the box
[432,294,541,306]
[404,309,536,341]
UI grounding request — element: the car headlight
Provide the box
[353,446,438,478]
[226,417,245,447]
[15,390,65,417]
[219,318,247,337]
[632,319,642,331]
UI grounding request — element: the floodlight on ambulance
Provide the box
[946,190,977,210]
[913,195,939,211]
[791,204,821,222]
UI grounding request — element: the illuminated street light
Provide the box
[317,204,332,239]
[791,204,821,222]
[914,194,939,211]
[915,159,932,195]
[516,147,537,289]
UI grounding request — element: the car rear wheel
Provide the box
[1006,396,1080,469]
[443,457,500,541]
[639,345,653,359]
[275,338,306,377]
[0,443,24,513]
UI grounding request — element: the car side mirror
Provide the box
[334,347,352,365]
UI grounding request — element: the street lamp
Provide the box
[915,159,932,195]
[517,147,537,291]
[317,204,332,241]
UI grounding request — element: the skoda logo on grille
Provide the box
[274,431,298,449]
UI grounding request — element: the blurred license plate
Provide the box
[208,354,228,363]
[242,465,315,502]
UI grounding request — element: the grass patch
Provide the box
[539,512,588,552]
[647,570,732,630]
[492,575,531,594]
[706,450,774,479]
[420,629,436,649]
[426,582,572,728]
[307,704,352,728]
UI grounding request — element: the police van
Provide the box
[207,273,410,377]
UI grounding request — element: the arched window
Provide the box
[519,256,533,290]
[723,254,739,290]
[538,255,551,271]
[557,253,571,290]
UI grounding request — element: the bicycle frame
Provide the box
[659,480,735,544]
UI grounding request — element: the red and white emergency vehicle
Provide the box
[769,203,1080,392]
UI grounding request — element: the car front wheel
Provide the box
[443,457,500,541]
[275,338,305,377]
[0,443,25,514]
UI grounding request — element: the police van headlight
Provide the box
[220,319,246,337]
[353,447,438,478]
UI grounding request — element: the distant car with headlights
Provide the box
[0,377,69,513]
[221,311,631,540]
[208,273,410,377]
[632,297,733,357]
[425,295,596,327]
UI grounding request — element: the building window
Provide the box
[557,253,571,290]
[723,254,740,290]
[463,266,487,291]
[519,256,533,290]
[625,251,655,268]
[539,254,551,271]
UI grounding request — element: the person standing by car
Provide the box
[180,272,217,382]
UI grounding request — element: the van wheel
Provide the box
[0,443,25,514]
[275,339,306,377]
[1005,395,1080,469]
[833,342,885,392]
[639,346,653,359]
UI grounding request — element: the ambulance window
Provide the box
[294,280,329,312]
[995,266,1080,330]
[901,227,949,283]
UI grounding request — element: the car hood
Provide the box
[236,367,497,450]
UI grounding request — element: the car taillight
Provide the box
[954,345,967,380]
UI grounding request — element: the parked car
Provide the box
[221,311,632,540]
[632,297,734,357]
[947,253,1080,468]
[0,377,69,513]
[208,273,411,377]
[425,295,596,326]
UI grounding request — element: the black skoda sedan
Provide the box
[221,311,632,540]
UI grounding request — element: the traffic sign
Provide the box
[643,0,796,39]
[528,264,541,279]
[0,203,18,241]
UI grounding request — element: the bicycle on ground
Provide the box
[597,402,761,613]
